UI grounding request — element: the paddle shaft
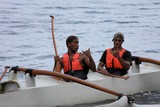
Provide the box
[17,67,122,96]
[50,16,58,56]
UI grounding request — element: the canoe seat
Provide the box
[0,80,20,94]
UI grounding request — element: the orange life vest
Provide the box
[106,48,126,69]
[63,53,83,73]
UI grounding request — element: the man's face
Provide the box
[68,39,79,53]
[113,37,123,49]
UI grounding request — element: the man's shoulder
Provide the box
[123,48,131,53]
[123,49,132,58]
[126,51,131,56]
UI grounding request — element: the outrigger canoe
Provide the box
[0,56,160,107]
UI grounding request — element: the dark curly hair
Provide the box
[66,35,78,46]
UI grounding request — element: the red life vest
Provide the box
[106,48,126,69]
[63,53,83,73]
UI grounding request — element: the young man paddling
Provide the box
[53,35,96,81]
[97,32,132,76]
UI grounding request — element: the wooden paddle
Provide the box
[50,16,58,56]
[0,66,10,81]
[14,66,122,97]
[50,16,62,74]
[96,70,129,80]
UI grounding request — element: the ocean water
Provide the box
[0,0,160,106]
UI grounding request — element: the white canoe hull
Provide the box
[0,62,160,107]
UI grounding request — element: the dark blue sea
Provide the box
[0,0,160,106]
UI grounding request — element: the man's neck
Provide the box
[67,51,76,56]
[113,47,122,51]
